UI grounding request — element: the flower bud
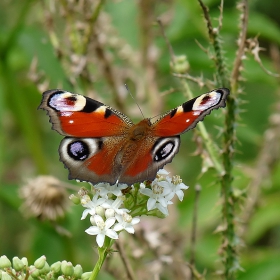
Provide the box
[50,261,61,274]
[34,255,46,269]
[1,272,12,280]
[39,262,50,274]
[73,264,83,278]
[0,256,11,269]
[95,206,105,217]
[61,261,74,277]
[69,194,80,205]
[12,257,24,271]
[105,209,115,219]
[30,265,40,277]
[46,271,54,279]
[21,257,28,267]
[171,55,190,74]
[81,272,91,280]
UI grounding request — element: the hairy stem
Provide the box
[197,0,239,278]
[230,0,249,92]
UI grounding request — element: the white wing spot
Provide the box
[50,92,86,111]
[192,91,221,111]
[193,111,200,116]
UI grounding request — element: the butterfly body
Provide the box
[39,88,229,185]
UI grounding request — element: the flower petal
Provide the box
[178,183,189,190]
[96,233,105,247]
[106,229,118,239]
[131,217,140,225]
[113,224,124,232]
[85,226,99,235]
[140,188,153,196]
[105,217,116,229]
[81,209,91,220]
[94,215,104,224]
[165,192,175,201]
[157,204,169,216]
[176,190,184,201]
[147,198,156,211]
[124,225,135,234]
[158,197,167,207]
[157,169,169,175]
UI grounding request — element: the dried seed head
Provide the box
[20,176,69,221]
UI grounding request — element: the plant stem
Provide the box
[197,0,239,278]
[89,237,112,280]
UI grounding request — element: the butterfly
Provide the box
[39,88,229,185]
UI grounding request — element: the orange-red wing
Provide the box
[153,88,229,137]
[39,89,133,137]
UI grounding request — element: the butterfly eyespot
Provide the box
[67,140,90,161]
[153,137,180,163]
[154,142,174,161]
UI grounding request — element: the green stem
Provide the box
[221,94,238,279]
[197,1,238,278]
[89,237,113,280]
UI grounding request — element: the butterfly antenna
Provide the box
[125,84,145,119]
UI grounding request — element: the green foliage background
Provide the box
[0,0,280,279]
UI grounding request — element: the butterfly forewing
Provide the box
[152,88,229,137]
[39,89,133,137]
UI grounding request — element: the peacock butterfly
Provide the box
[39,88,229,185]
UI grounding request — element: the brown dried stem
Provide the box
[230,0,249,92]
[190,185,201,280]
[138,0,161,114]
[92,28,125,111]
[115,239,136,280]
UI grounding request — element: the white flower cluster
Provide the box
[81,169,188,247]
[140,169,189,216]
[81,184,140,247]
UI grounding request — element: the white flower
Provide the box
[81,194,106,220]
[85,215,118,247]
[140,180,174,215]
[94,183,128,198]
[114,213,140,234]
[105,208,115,218]
[140,183,146,189]
[150,200,173,216]
[157,169,169,177]
[102,196,129,215]
[169,175,189,201]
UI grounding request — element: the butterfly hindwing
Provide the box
[39,89,133,137]
[119,136,181,184]
[153,88,229,137]
[59,136,127,185]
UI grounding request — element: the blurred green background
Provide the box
[0,0,280,279]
